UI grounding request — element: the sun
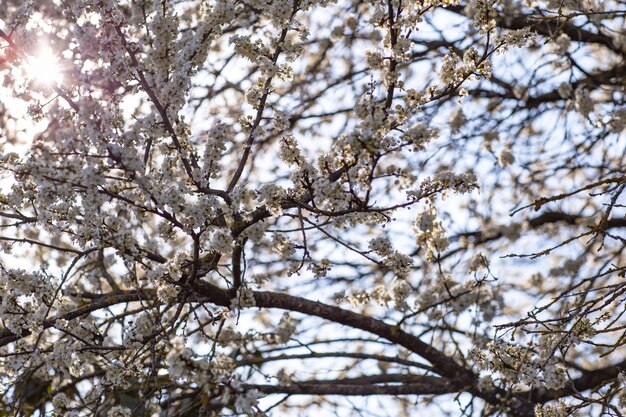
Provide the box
[28,47,63,86]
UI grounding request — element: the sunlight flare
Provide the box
[27,47,63,86]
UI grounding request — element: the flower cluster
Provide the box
[413,205,450,258]
[369,236,414,278]
[0,0,623,415]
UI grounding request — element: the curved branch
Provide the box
[238,352,433,371]
[246,376,459,396]
[0,290,158,346]
[453,211,626,248]
[191,280,536,417]
[444,5,622,54]
[524,358,626,402]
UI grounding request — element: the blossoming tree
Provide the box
[0,0,625,416]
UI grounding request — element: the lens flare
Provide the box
[28,47,63,86]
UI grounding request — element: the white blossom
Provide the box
[574,86,594,117]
